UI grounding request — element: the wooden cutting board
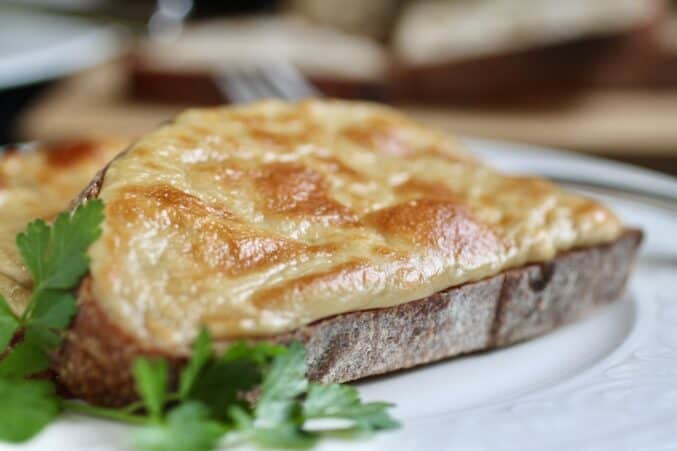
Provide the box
[17,62,677,173]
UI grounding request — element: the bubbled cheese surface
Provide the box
[88,100,623,351]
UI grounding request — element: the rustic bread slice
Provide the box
[391,0,665,104]
[51,100,638,406]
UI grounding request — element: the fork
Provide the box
[214,60,321,103]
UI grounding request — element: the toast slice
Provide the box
[130,15,388,104]
[391,0,665,104]
[0,138,126,314]
[52,100,640,406]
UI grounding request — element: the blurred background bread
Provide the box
[124,0,675,106]
[4,0,677,173]
[129,15,389,104]
[391,0,666,105]
[289,0,401,40]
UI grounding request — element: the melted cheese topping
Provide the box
[0,138,125,313]
[89,100,623,351]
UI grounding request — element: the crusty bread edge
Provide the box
[54,227,642,406]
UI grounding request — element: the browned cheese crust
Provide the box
[55,230,641,406]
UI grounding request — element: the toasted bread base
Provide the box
[54,230,641,407]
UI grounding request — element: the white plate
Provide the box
[0,9,121,90]
[2,139,676,451]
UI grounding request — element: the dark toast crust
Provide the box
[390,16,664,106]
[54,230,642,406]
[128,62,387,105]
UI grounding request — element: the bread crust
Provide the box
[54,230,641,407]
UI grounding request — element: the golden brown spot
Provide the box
[188,124,216,136]
[572,200,619,229]
[191,221,306,276]
[107,183,308,276]
[224,109,309,126]
[252,259,379,309]
[342,117,413,156]
[309,242,342,254]
[175,132,199,148]
[573,200,605,216]
[315,156,364,180]
[133,145,153,158]
[223,109,320,149]
[254,162,359,225]
[499,213,516,227]
[117,184,235,223]
[500,176,555,196]
[45,139,98,167]
[371,245,405,259]
[416,144,470,163]
[248,127,316,149]
[366,199,501,261]
[395,179,458,201]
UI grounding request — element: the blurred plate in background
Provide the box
[0,9,121,90]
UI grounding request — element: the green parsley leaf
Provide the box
[303,383,400,431]
[222,341,287,365]
[0,378,60,442]
[24,290,76,352]
[134,402,224,451]
[0,295,19,351]
[255,341,308,428]
[238,342,314,449]
[0,201,104,445]
[178,329,213,400]
[227,405,253,430]
[29,290,77,330]
[0,340,49,378]
[17,199,104,293]
[251,422,318,449]
[230,405,316,449]
[15,219,50,289]
[187,353,260,422]
[133,358,169,421]
[184,339,287,422]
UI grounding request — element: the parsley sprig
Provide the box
[68,330,398,451]
[0,200,399,450]
[0,199,104,441]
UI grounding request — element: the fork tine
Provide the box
[217,67,260,103]
[251,66,289,100]
[262,60,320,100]
[215,60,321,104]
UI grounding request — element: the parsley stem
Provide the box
[20,287,42,324]
[64,400,150,426]
[122,400,145,414]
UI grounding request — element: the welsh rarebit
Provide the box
[51,100,640,406]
